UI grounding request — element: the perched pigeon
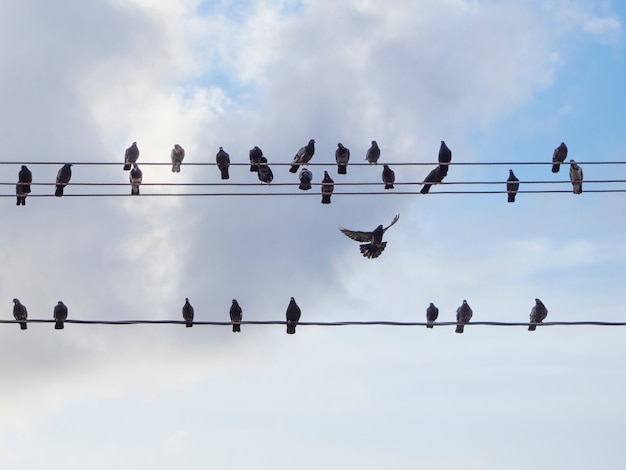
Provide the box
[455,300,473,334]
[286,297,301,334]
[569,160,583,194]
[365,140,380,164]
[299,167,313,191]
[528,298,548,331]
[321,171,334,204]
[124,142,139,171]
[335,143,350,174]
[551,142,568,173]
[54,301,68,330]
[16,165,32,206]
[506,169,519,203]
[426,302,439,329]
[12,298,27,330]
[339,214,400,259]
[249,146,263,172]
[257,156,273,184]
[230,299,243,333]
[290,139,315,173]
[438,141,452,177]
[171,144,185,173]
[216,147,230,180]
[382,164,395,189]
[55,164,72,197]
[182,298,194,328]
[129,163,143,195]
[420,165,445,194]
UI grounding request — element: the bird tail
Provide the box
[172,163,180,173]
[299,182,311,191]
[233,324,241,333]
[385,183,394,190]
[360,242,386,259]
[124,163,131,171]
[338,165,347,175]
[528,323,537,331]
[289,165,299,173]
[286,324,296,334]
[551,163,560,173]
[55,321,64,330]
[321,194,331,204]
[574,184,582,195]
[250,164,258,172]
[131,185,140,195]
[220,167,230,180]
[20,322,27,330]
[185,321,193,328]
[455,324,464,334]
[426,322,434,329]
[439,165,449,178]
[508,193,516,203]
[420,184,431,194]
[55,185,64,197]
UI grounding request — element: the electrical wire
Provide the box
[2,161,626,166]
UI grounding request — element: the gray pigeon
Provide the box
[299,167,313,191]
[552,142,568,173]
[257,156,273,184]
[438,141,452,177]
[249,146,263,172]
[171,144,185,173]
[382,164,395,189]
[124,142,139,171]
[569,160,583,194]
[335,143,350,174]
[286,297,301,334]
[16,165,32,206]
[528,298,548,331]
[420,165,445,194]
[54,301,68,330]
[506,169,519,203]
[290,139,315,173]
[426,302,439,329]
[321,171,334,204]
[339,214,400,259]
[216,147,230,180]
[55,164,72,197]
[182,298,194,327]
[230,299,242,333]
[455,300,473,334]
[12,298,27,330]
[129,164,143,195]
[365,140,380,164]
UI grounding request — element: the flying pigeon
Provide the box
[124,142,139,171]
[216,147,230,180]
[299,167,313,191]
[230,299,242,333]
[335,143,350,174]
[54,301,68,330]
[365,140,380,164]
[382,164,395,189]
[12,298,28,330]
[16,165,32,206]
[321,171,334,204]
[55,164,72,197]
[286,297,301,334]
[339,214,400,259]
[506,169,519,203]
[257,156,273,184]
[455,300,473,334]
[420,165,445,194]
[528,298,548,331]
[426,302,439,329]
[438,141,452,177]
[129,163,143,195]
[182,298,194,328]
[551,142,568,173]
[249,146,263,172]
[569,160,583,194]
[290,139,315,173]
[171,144,185,173]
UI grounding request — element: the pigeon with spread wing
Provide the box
[339,214,400,259]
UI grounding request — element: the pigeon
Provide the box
[420,165,445,194]
[365,140,380,164]
[528,298,548,331]
[257,156,273,184]
[382,164,395,189]
[290,139,315,173]
[12,298,28,330]
[55,164,72,197]
[54,301,68,330]
[171,144,185,173]
[230,299,242,333]
[124,142,139,171]
[569,160,583,194]
[299,167,313,191]
[182,298,194,327]
[321,171,334,204]
[216,147,230,180]
[455,300,473,334]
[16,165,32,206]
[286,297,301,334]
[438,141,452,177]
[335,143,350,175]
[506,169,519,203]
[129,163,143,195]
[339,214,400,259]
[249,146,263,172]
[551,142,568,173]
[426,302,439,329]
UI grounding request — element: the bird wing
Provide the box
[339,227,373,243]
[382,214,400,232]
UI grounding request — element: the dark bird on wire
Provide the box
[321,171,334,204]
[506,169,519,203]
[230,299,243,333]
[124,141,139,171]
[216,147,230,180]
[569,160,583,194]
[551,142,568,173]
[182,298,194,327]
[438,141,452,177]
[54,301,68,330]
[528,298,548,331]
[249,146,263,172]
[365,140,380,164]
[382,164,395,189]
[129,163,143,195]
[55,163,72,197]
[12,299,28,330]
[290,139,315,173]
[286,297,301,334]
[339,214,400,259]
[455,300,473,334]
[257,156,273,184]
[335,143,350,174]
[420,165,445,194]
[426,302,439,329]
[16,165,32,206]
[299,167,313,191]
[171,144,185,173]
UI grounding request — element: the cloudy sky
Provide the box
[1,0,625,468]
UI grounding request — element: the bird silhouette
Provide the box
[339,214,400,259]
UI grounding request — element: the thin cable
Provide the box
[3,161,626,166]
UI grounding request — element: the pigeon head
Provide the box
[12,298,19,304]
[21,165,27,170]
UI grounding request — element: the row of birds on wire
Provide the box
[10,140,582,205]
[9,297,549,334]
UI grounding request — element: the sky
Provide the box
[1,0,625,468]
